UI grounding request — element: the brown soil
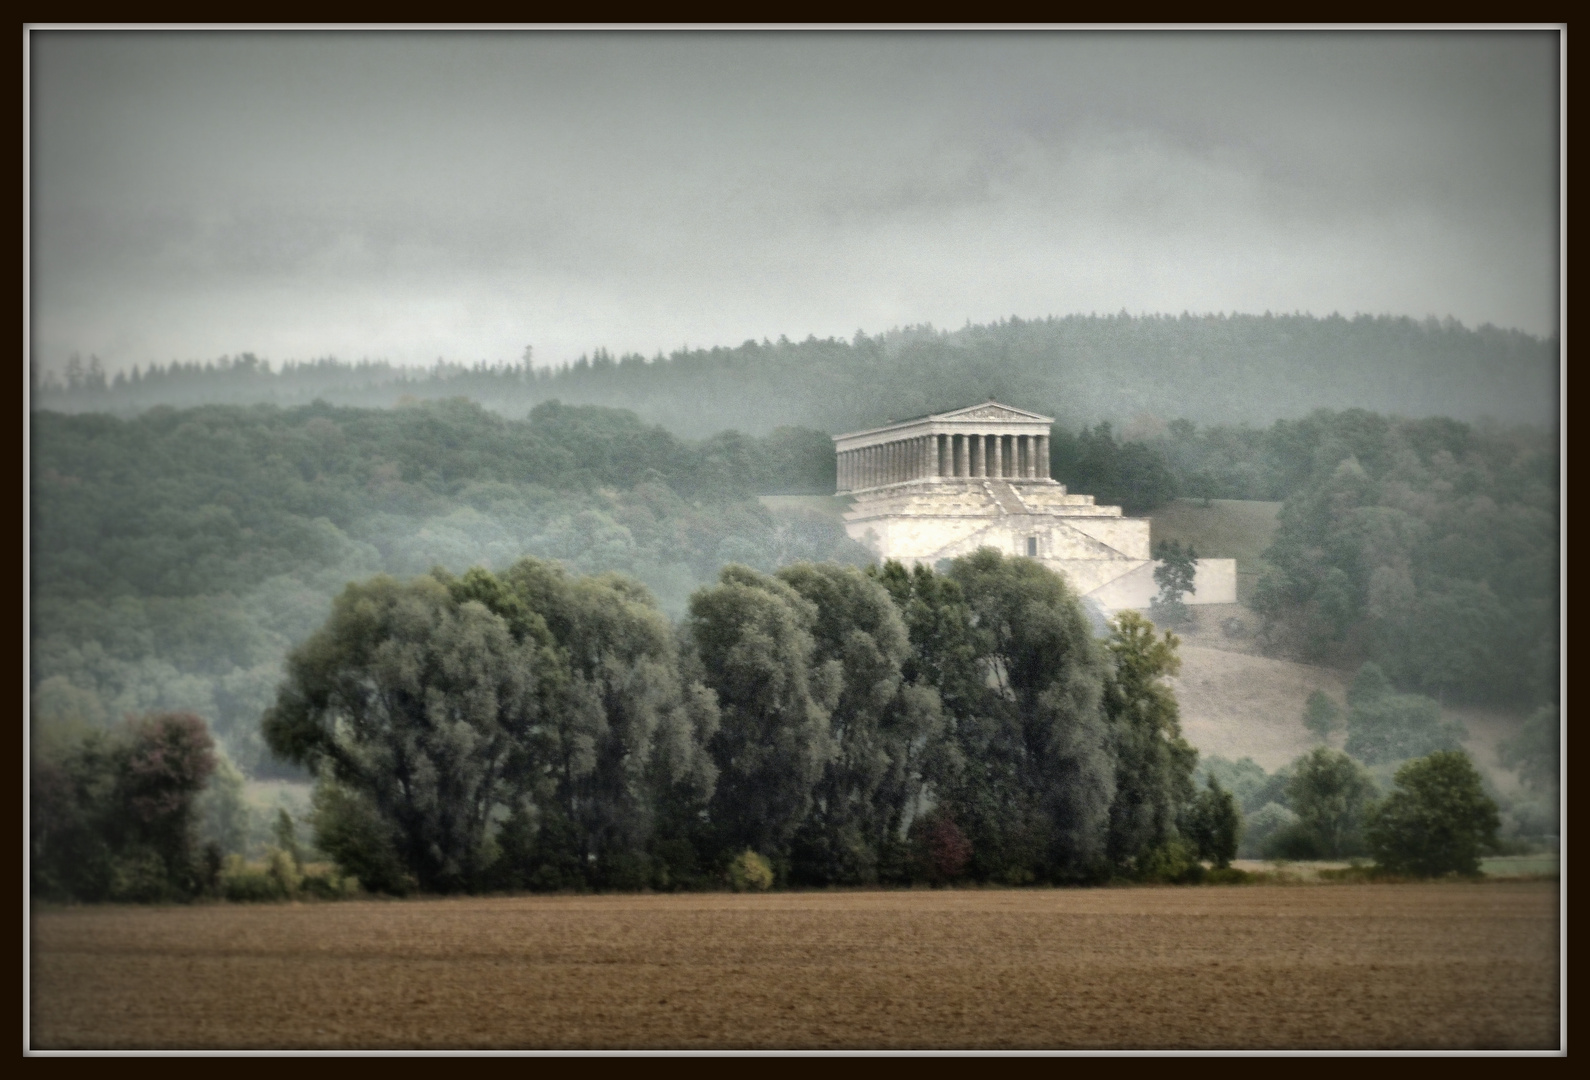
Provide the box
[30,883,1559,1050]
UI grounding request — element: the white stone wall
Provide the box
[1086,559,1239,610]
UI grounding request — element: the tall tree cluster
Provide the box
[260,552,1205,893]
[1247,410,1558,706]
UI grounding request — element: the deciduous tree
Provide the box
[1367,750,1500,877]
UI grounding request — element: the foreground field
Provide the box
[31,883,1558,1050]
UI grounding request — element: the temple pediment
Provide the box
[932,402,1053,423]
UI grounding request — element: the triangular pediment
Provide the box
[932,401,1054,424]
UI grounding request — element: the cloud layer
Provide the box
[29,31,1561,372]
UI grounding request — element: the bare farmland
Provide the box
[30,883,1558,1050]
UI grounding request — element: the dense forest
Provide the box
[30,400,860,774]
[31,396,1558,787]
[32,312,1559,433]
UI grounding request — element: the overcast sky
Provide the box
[28,30,1561,373]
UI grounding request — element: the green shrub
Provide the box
[1184,777,1242,868]
[220,854,288,902]
[1367,750,1500,877]
[1241,801,1299,858]
[908,811,973,886]
[727,849,774,892]
[1263,821,1323,860]
[1203,866,1253,885]
[310,780,411,895]
[1134,838,1204,883]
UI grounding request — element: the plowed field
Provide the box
[30,882,1559,1050]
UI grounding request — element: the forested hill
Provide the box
[33,312,1559,435]
[30,399,861,773]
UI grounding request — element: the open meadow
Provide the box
[30,882,1559,1051]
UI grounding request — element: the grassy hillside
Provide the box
[1171,631,1530,792]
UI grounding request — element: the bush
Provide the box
[310,780,411,896]
[220,854,289,902]
[1367,750,1501,877]
[218,852,356,901]
[908,811,973,886]
[1263,821,1323,861]
[1184,778,1242,868]
[1240,802,1299,859]
[1134,838,1204,883]
[1303,690,1342,742]
[1203,866,1253,885]
[31,712,218,903]
[726,850,774,892]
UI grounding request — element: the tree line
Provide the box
[250,551,1227,894]
[35,550,1527,903]
[33,312,1558,433]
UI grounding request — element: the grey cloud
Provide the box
[28,30,1560,372]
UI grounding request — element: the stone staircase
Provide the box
[982,479,1029,516]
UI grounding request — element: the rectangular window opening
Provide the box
[1026,536,1038,557]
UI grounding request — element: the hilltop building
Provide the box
[833,401,1235,611]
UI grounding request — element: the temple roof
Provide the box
[834,400,1054,441]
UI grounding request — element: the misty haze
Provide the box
[28,29,1560,1053]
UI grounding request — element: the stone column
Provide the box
[992,434,1003,479]
[1015,435,1027,478]
[1037,434,1050,479]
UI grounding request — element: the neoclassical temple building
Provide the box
[834,401,1235,611]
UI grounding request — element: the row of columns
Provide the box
[839,433,1050,491]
